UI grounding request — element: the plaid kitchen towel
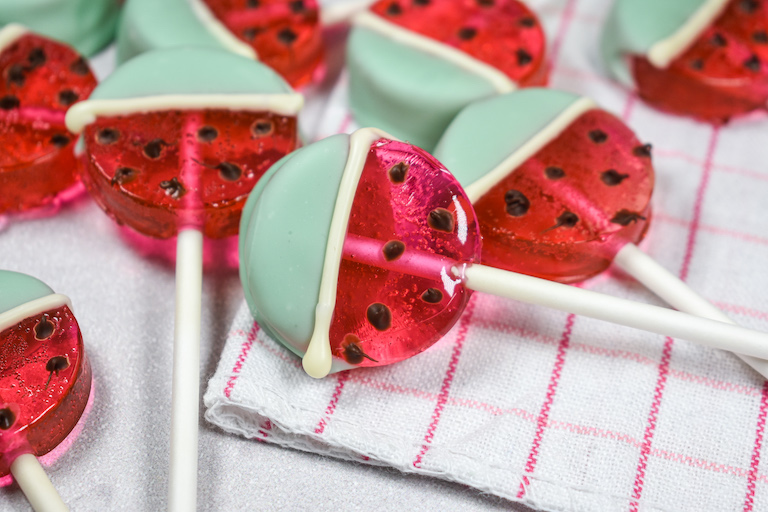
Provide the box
[205,0,768,510]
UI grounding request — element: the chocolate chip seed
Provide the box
[547,211,579,231]
[754,31,768,44]
[342,335,378,364]
[277,28,297,45]
[58,89,79,106]
[516,49,533,66]
[34,318,55,340]
[589,129,608,143]
[0,409,15,430]
[504,189,530,216]
[414,0,430,6]
[421,288,443,303]
[633,144,652,157]
[243,28,259,40]
[545,166,565,180]
[46,355,70,374]
[520,17,536,27]
[143,139,165,159]
[70,57,90,76]
[160,177,186,199]
[247,0,259,7]
[690,59,704,70]
[476,0,494,6]
[388,161,409,183]
[382,240,405,261]
[0,95,20,110]
[290,0,305,12]
[366,303,392,331]
[458,27,477,40]
[611,210,646,226]
[711,33,727,46]
[50,134,71,148]
[601,169,630,186]
[96,128,119,145]
[198,126,218,142]
[112,167,138,185]
[428,208,455,232]
[386,2,402,15]
[7,64,25,86]
[28,48,46,68]
[251,119,274,137]
[745,55,761,72]
[217,162,243,181]
[740,0,758,13]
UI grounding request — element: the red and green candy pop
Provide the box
[239,127,768,378]
[0,270,92,512]
[0,24,97,216]
[433,88,768,377]
[65,47,302,511]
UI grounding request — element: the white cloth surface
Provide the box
[206,0,768,511]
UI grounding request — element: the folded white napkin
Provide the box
[206,0,768,510]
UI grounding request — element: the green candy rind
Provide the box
[0,270,54,316]
[601,0,710,86]
[239,134,352,372]
[0,0,120,56]
[434,88,583,188]
[347,26,497,152]
[89,47,292,102]
[116,0,238,64]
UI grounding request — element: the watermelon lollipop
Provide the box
[602,0,768,122]
[433,88,768,377]
[0,24,97,215]
[240,127,768,378]
[0,0,120,57]
[65,47,302,511]
[117,0,323,88]
[346,0,548,150]
[0,270,91,511]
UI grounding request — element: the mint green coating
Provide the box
[347,26,498,152]
[0,270,54,316]
[601,0,709,86]
[116,0,233,64]
[239,134,352,372]
[0,0,120,56]
[434,89,582,189]
[90,47,292,102]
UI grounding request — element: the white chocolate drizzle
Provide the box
[647,0,729,68]
[0,24,29,53]
[464,97,597,203]
[187,0,258,60]
[353,11,517,94]
[65,93,304,134]
[302,127,396,379]
[0,294,72,334]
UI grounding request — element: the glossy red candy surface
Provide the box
[473,110,654,284]
[81,109,299,239]
[0,305,91,477]
[632,0,768,122]
[369,0,549,86]
[334,139,481,368]
[201,0,324,88]
[0,33,97,214]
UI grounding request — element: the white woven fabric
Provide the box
[206,0,768,510]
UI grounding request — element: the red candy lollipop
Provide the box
[195,0,324,88]
[240,128,768,378]
[434,89,768,377]
[603,0,768,122]
[0,24,97,215]
[0,270,91,511]
[66,47,302,511]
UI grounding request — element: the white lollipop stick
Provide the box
[344,234,768,360]
[614,243,768,377]
[168,229,203,512]
[10,453,68,512]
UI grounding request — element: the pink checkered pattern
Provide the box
[205,0,768,510]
